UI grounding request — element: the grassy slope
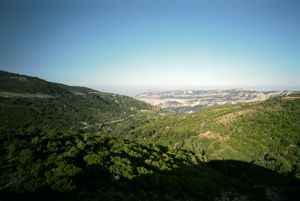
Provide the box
[128,98,300,177]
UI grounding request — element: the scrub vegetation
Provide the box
[0,71,299,201]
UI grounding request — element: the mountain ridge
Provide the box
[0,70,152,132]
[135,89,291,113]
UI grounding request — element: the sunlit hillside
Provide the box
[1,71,299,201]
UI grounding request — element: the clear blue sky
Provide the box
[1,0,300,94]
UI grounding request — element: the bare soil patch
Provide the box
[216,109,255,124]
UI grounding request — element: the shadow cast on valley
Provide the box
[1,159,299,201]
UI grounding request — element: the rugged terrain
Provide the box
[0,71,299,201]
[136,89,290,113]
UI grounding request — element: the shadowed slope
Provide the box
[0,131,299,201]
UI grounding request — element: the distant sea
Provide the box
[87,85,300,97]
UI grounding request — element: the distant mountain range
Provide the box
[136,89,291,113]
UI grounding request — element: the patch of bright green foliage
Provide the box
[128,98,300,178]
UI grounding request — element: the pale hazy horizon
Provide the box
[88,85,300,96]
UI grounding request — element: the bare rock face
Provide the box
[135,89,290,113]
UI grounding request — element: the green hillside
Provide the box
[0,71,152,133]
[127,97,300,177]
[0,71,299,201]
